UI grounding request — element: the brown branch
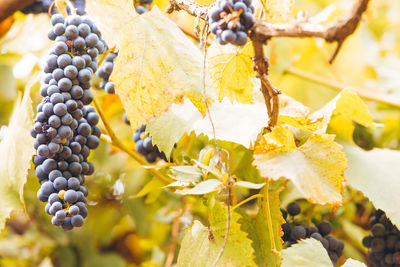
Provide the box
[252,40,281,128]
[0,0,35,22]
[166,0,210,19]
[167,0,370,63]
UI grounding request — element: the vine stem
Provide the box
[211,185,231,267]
[164,205,187,267]
[264,180,277,253]
[91,95,170,184]
[232,193,263,211]
[284,66,400,109]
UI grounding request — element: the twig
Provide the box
[164,208,184,267]
[91,95,171,184]
[166,0,210,19]
[284,66,400,109]
[264,180,277,253]
[232,193,263,211]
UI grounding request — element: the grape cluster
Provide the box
[22,0,85,15]
[96,51,117,94]
[31,13,105,230]
[281,202,344,265]
[208,0,255,46]
[362,210,400,266]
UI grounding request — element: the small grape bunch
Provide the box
[362,210,400,266]
[208,0,255,46]
[96,51,117,94]
[133,125,168,163]
[281,202,344,265]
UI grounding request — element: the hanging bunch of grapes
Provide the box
[31,12,105,230]
[208,0,255,46]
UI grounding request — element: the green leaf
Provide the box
[175,179,221,195]
[281,238,333,267]
[240,181,285,266]
[341,259,367,267]
[0,83,35,231]
[235,181,265,189]
[169,166,203,182]
[344,144,400,228]
[147,98,269,154]
[207,42,255,103]
[86,2,206,128]
[177,203,256,267]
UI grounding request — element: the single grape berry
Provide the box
[287,202,301,216]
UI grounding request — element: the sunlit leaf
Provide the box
[169,166,203,182]
[313,89,375,132]
[147,98,269,154]
[344,144,400,228]
[253,126,346,205]
[175,179,221,195]
[279,89,375,133]
[0,83,35,231]
[86,3,205,128]
[234,181,265,189]
[281,238,333,267]
[207,42,255,103]
[177,203,256,266]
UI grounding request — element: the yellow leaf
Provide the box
[207,42,255,103]
[0,82,35,231]
[312,89,375,132]
[253,126,347,205]
[86,3,205,128]
[279,89,375,133]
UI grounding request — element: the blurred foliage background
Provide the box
[0,0,399,266]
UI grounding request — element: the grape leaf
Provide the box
[146,102,200,157]
[313,89,375,132]
[344,144,400,228]
[240,180,285,266]
[147,98,269,154]
[341,259,367,267]
[281,238,333,267]
[234,181,265,189]
[0,83,35,231]
[177,203,256,267]
[175,179,221,195]
[253,126,346,205]
[86,3,205,128]
[207,42,255,103]
[279,89,375,133]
